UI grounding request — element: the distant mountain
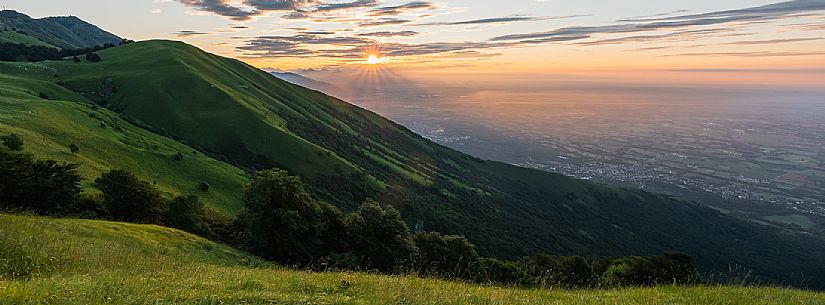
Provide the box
[267,69,344,97]
[0,10,120,49]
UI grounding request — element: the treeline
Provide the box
[0,135,700,289]
[0,39,134,62]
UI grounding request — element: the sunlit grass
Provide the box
[1,214,823,304]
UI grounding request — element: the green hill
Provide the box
[2,214,823,304]
[3,40,825,288]
[0,62,249,215]
[0,10,120,49]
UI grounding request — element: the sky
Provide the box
[6,0,825,83]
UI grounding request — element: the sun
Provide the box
[366,54,384,65]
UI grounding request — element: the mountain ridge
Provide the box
[0,10,121,49]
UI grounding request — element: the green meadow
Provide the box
[1,214,822,305]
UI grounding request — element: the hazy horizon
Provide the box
[5,0,825,84]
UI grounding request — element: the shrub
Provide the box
[94,169,166,224]
[1,134,23,151]
[343,200,418,271]
[198,181,210,192]
[85,52,102,62]
[69,143,79,154]
[235,169,326,265]
[167,194,229,239]
[0,148,81,214]
[414,231,480,278]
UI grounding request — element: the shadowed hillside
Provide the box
[0,10,120,49]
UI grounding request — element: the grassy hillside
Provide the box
[0,62,249,215]
[0,28,55,47]
[0,10,121,49]
[2,214,822,305]
[2,40,825,287]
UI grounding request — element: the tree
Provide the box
[69,143,79,154]
[343,200,418,271]
[1,134,23,151]
[73,56,80,63]
[85,52,102,62]
[197,181,210,192]
[168,195,218,238]
[414,231,480,278]
[236,169,326,264]
[94,169,166,224]
[0,147,81,213]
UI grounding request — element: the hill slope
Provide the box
[0,28,55,47]
[2,214,823,304]
[0,10,120,49]
[0,61,249,214]
[3,40,825,288]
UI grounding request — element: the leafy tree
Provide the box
[1,134,23,151]
[69,143,79,154]
[343,200,418,271]
[236,169,326,265]
[0,147,81,213]
[648,252,700,285]
[197,181,210,192]
[414,231,480,278]
[94,169,166,224]
[167,194,229,239]
[85,52,102,62]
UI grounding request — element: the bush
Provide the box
[235,169,326,265]
[94,169,166,224]
[343,200,417,271]
[69,143,79,154]
[1,134,23,151]
[0,148,81,214]
[414,231,480,278]
[85,52,102,62]
[197,181,210,192]
[167,194,229,239]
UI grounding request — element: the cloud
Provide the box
[237,33,516,60]
[491,0,825,41]
[722,37,824,45]
[357,18,412,27]
[573,28,740,46]
[662,51,825,57]
[285,0,380,19]
[368,1,435,16]
[356,31,419,37]
[174,30,214,37]
[417,15,588,26]
[244,0,319,10]
[177,0,377,21]
[177,0,258,21]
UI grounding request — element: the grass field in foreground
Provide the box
[1,214,822,305]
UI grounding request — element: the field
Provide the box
[1,214,822,305]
